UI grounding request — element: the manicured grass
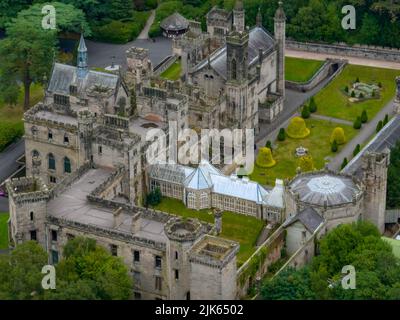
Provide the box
[313,64,400,121]
[153,197,265,266]
[160,61,182,81]
[0,83,43,151]
[250,118,358,186]
[285,57,324,83]
[382,237,400,259]
[0,212,9,249]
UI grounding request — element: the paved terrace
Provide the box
[47,167,167,244]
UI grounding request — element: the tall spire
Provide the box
[233,0,245,32]
[256,7,262,27]
[274,1,286,21]
[77,33,88,78]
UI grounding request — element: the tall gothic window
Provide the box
[231,59,237,80]
[187,192,196,209]
[64,157,71,173]
[48,153,55,170]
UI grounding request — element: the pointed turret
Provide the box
[77,34,88,78]
[274,1,286,96]
[256,7,262,27]
[233,0,245,32]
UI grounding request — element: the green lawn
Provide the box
[250,118,358,186]
[153,197,265,266]
[285,57,324,83]
[382,237,400,259]
[0,212,9,249]
[160,61,182,81]
[0,83,43,151]
[313,64,400,121]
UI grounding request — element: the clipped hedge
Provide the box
[287,117,310,139]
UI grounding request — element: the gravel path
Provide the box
[310,114,353,126]
[137,10,156,40]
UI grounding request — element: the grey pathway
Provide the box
[86,37,172,70]
[310,114,353,126]
[137,10,156,40]
[327,99,395,171]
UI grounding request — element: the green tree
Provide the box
[353,144,361,157]
[353,117,362,129]
[301,105,310,119]
[376,120,383,133]
[340,157,348,170]
[0,14,57,109]
[383,114,389,125]
[261,267,315,300]
[277,128,286,141]
[265,140,272,149]
[0,241,48,300]
[45,237,133,300]
[331,140,338,152]
[309,97,317,113]
[361,110,368,123]
[147,187,162,206]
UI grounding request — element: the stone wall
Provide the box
[236,225,285,298]
[285,59,347,92]
[287,40,400,62]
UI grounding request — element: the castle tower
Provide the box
[164,218,205,300]
[189,235,239,300]
[233,0,245,32]
[274,1,286,97]
[77,34,88,78]
[6,177,50,249]
[226,29,249,128]
[78,109,95,165]
[361,150,390,234]
[256,7,262,27]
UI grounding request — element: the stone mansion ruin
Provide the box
[5,1,393,300]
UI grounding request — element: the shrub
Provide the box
[359,92,364,99]
[372,90,376,97]
[301,105,310,119]
[265,140,272,149]
[383,114,389,125]
[356,77,360,83]
[297,155,314,172]
[256,147,276,168]
[353,144,361,157]
[330,127,346,145]
[277,128,286,141]
[376,120,383,133]
[331,140,338,152]
[309,97,317,113]
[286,117,310,139]
[146,187,162,206]
[351,90,355,98]
[378,82,382,88]
[344,86,349,93]
[341,157,348,170]
[353,117,362,129]
[361,110,368,123]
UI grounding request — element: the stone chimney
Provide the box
[131,212,141,233]
[214,209,223,235]
[113,207,123,228]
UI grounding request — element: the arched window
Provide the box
[231,59,237,80]
[32,150,40,158]
[48,130,53,140]
[64,157,71,173]
[63,134,69,144]
[48,153,55,170]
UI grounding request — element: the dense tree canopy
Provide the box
[261,221,400,300]
[387,141,400,209]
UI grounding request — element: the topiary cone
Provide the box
[256,147,276,168]
[287,117,310,139]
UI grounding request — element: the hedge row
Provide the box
[91,11,151,44]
